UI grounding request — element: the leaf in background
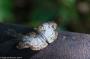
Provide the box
[58,0,78,26]
[0,0,14,23]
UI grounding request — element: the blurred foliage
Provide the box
[0,0,14,22]
[1,0,90,33]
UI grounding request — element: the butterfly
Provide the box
[17,22,58,51]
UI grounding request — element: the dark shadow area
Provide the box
[0,23,39,59]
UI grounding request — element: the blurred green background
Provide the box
[1,0,90,34]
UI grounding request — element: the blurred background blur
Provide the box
[0,0,90,34]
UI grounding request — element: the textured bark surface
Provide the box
[0,23,90,59]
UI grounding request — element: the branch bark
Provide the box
[0,23,90,59]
